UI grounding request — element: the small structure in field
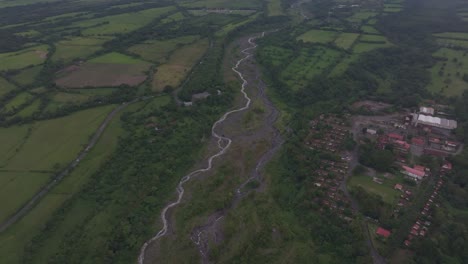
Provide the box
[376,227,391,238]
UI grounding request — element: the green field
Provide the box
[0,172,51,224]
[0,77,16,97]
[267,0,284,16]
[281,47,342,91]
[76,6,176,36]
[181,0,262,9]
[0,45,48,71]
[0,101,133,264]
[152,38,209,91]
[347,11,378,23]
[14,99,42,118]
[43,92,93,113]
[128,35,199,63]
[52,37,110,63]
[88,52,145,64]
[2,92,34,113]
[434,32,468,40]
[334,33,360,50]
[297,29,338,44]
[348,174,400,204]
[11,66,42,86]
[427,48,468,96]
[1,105,114,171]
[361,25,380,34]
[353,35,391,53]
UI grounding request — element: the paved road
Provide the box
[0,97,149,233]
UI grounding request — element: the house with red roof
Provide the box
[442,161,452,172]
[376,227,391,238]
[388,133,404,141]
[402,165,426,181]
[411,137,425,146]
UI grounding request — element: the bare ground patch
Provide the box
[55,63,150,88]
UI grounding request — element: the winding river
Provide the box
[137,33,265,264]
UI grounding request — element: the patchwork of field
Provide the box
[52,37,111,63]
[297,30,360,50]
[179,0,262,9]
[55,52,151,88]
[0,45,48,71]
[128,35,200,63]
[427,48,468,96]
[281,47,342,91]
[0,105,114,223]
[152,38,209,91]
[258,46,294,67]
[74,6,176,36]
[1,92,33,113]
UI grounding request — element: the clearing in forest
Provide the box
[152,38,209,91]
[55,52,151,88]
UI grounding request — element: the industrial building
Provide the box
[412,113,457,130]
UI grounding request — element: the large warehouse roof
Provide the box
[416,114,457,129]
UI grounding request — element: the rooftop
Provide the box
[376,227,391,238]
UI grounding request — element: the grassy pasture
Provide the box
[434,32,468,40]
[361,25,380,34]
[128,35,199,63]
[0,45,48,71]
[88,52,144,64]
[11,65,42,86]
[188,9,256,16]
[2,92,33,112]
[0,77,16,97]
[77,6,176,36]
[15,99,42,118]
[281,47,342,91]
[334,33,359,50]
[215,13,260,36]
[56,53,151,88]
[347,11,378,23]
[427,48,468,96]
[384,7,402,13]
[180,0,262,9]
[348,174,400,204]
[2,105,115,172]
[267,0,284,16]
[0,101,134,264]
[43,92,93,113]
[15,30,41,37]
[152,38,209,91]
[0,172,51,224]
[360,34,389,42]
[160,12,185,23]
[297,29,337,44]
[52,37,110,63]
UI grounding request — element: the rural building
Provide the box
[366,128,377,135]
[394,184,403,191]
[401,165,426,181]
[192,91,211,101]
[388,133,404,141]
[376,227,391,238]
[412,114,457,130]
[419,106,435,115]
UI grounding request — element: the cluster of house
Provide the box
[306,115,351,153]
[404,162,450,247]
[394,183,413,214]
[307,115,353,216]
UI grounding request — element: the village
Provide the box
[305,100,462,251]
